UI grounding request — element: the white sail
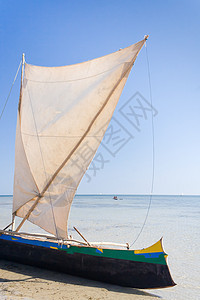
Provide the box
[13,38,146,239]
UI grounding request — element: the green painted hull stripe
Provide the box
[60,245,167,265]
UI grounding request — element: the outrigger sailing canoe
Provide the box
[0,35,175,289]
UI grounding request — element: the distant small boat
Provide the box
[113,196,118,200]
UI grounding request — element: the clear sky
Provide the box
[0,0,200,195]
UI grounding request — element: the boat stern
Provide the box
[133,238,176,288]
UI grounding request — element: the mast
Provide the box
[18,53,25,113]
[12,53,25,232]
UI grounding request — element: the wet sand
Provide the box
[0,260,161,300]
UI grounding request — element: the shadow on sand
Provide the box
[0,260,161,298]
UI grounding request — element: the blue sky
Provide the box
[0,0,200,195]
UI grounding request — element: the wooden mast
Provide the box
[12,53,25,232]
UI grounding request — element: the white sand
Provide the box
[0,260,161,300]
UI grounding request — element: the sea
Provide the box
[0,194,199,300]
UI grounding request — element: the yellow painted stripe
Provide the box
[50,246,58,250]
[97,248,103,253]
[134,239,164,254]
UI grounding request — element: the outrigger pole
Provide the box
[73,226,91,246]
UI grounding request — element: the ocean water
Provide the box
[0,194,199,300]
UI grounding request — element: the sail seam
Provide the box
[24,62,130,83]
[20,132,105,138]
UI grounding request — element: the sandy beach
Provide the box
[0,260,161,300]
[2,195,200,300]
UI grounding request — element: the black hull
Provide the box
[0,239,175,289]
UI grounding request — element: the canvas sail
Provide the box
[13,37,147,239]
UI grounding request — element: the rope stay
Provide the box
[130,40,155,247]
[0,60,22,122]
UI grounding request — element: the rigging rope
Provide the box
[130,41,155,247]
[0,60,22,121]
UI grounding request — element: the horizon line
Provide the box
[0,193,200,197]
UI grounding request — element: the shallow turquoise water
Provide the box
[0,194,199,300]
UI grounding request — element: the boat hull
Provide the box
[0,235,175,289]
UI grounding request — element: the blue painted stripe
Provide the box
[134,252,163,258]
[96,248,103,254]
[0,234,65,250]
